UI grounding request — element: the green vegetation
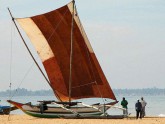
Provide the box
[0,88,54,97]
[0,88,164,97]
[114,88,165,96]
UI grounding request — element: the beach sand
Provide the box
[0,115,165,124]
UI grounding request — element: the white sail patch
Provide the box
[16,18,54,62]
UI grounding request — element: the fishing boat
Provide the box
[7,0,119,118]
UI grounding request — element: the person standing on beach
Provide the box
[135,99,142,119]
[121,97,128,116]
[140,97,147,117]
[40,102,44,114]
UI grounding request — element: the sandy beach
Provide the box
[0,115,165,124]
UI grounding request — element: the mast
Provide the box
[69,0,75,102]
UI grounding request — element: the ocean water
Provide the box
[0,95,164,116]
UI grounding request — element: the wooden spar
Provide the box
[69,0,75,102]
[7,8,52,92]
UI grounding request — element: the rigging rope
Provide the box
[9,17,13,99]
[9,64,34,99]
[8,18,14,121]
[7,20,35,100]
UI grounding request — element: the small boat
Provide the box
[7,0,119,118]
[0,104,17,115]
[0,105,10,114]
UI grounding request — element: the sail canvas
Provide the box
[16,2,116,102]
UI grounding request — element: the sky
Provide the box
[0,0,165,91]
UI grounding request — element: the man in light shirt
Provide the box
[140,97,147,117]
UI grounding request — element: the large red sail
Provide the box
[16,2,116,102]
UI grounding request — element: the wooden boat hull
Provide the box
[7,100,117,118]
[25,110,103,118]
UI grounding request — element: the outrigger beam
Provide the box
[105,105,126,110]
[52,102,79,116]
[79,103,101,112]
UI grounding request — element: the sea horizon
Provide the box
[0,91,164,116]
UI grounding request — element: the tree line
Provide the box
[0,88,164,97]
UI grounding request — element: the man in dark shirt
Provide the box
[135,99,142,119]
[121,97,128,116]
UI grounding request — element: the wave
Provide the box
[158,114,165,117]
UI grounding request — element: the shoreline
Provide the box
[0,115,165,124]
